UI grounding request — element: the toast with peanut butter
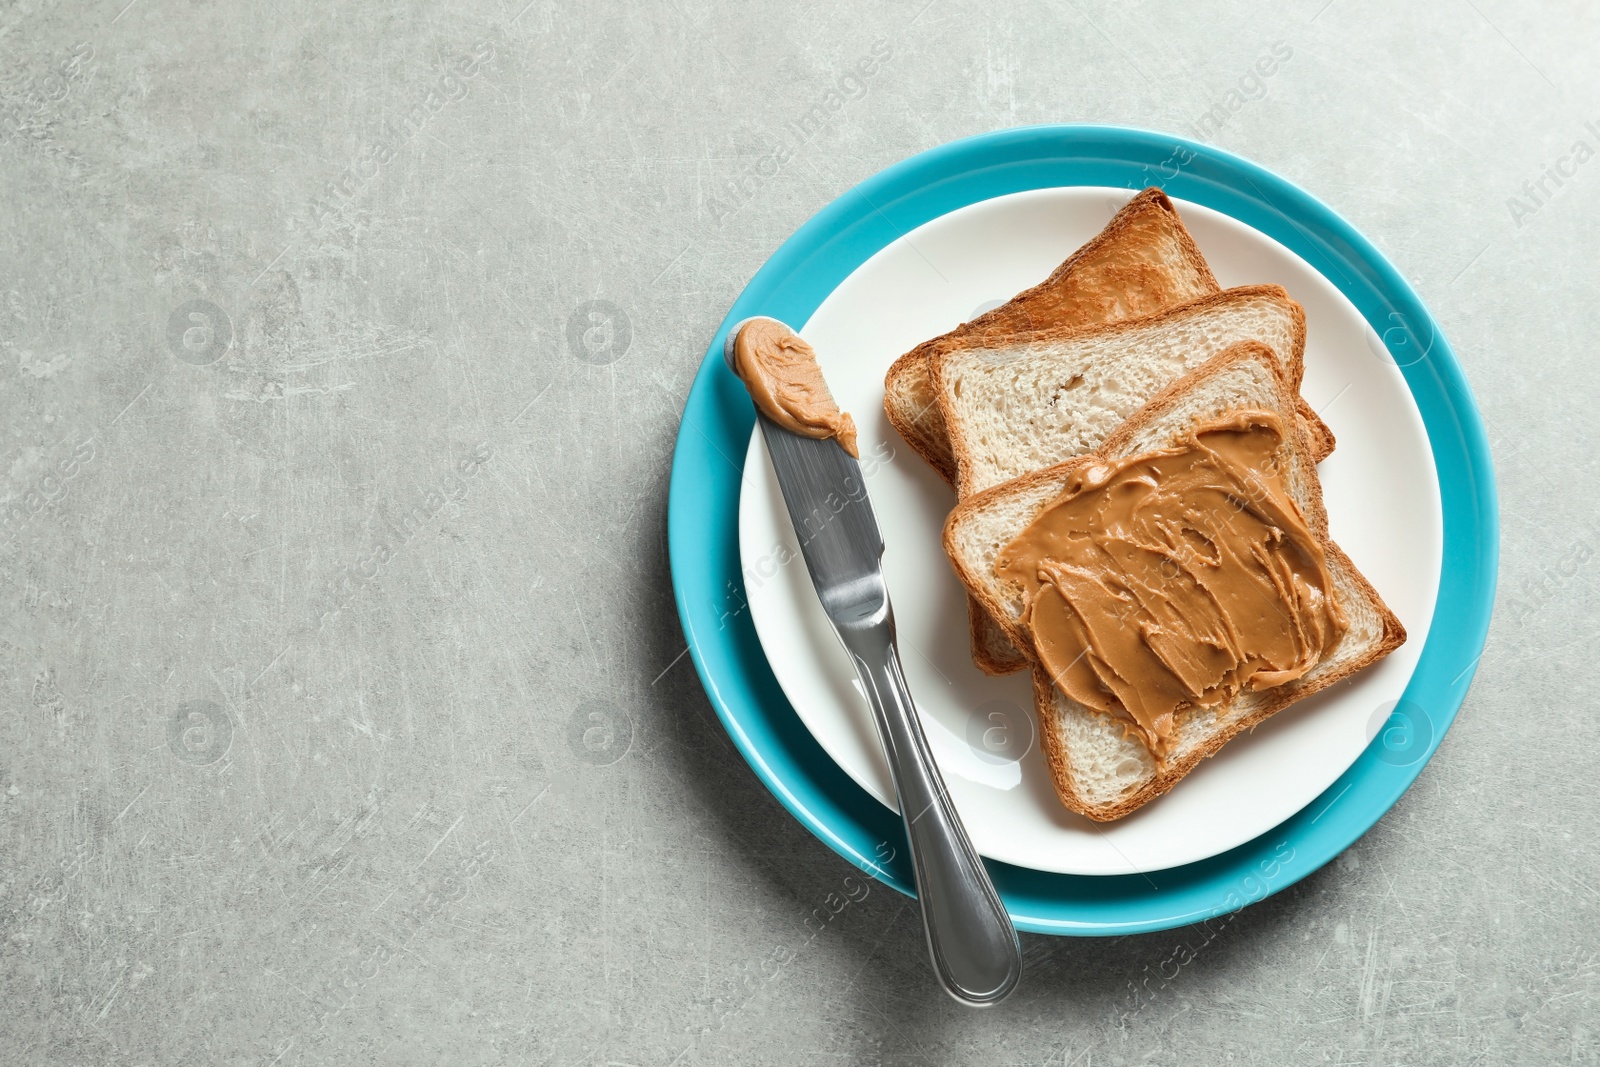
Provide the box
[885,190,1334,675]
[942,344,1404,821]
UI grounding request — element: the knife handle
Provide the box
[836,614,1022,1006]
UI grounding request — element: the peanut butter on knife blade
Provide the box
[996,410,1346,761]
[731,319,859,457]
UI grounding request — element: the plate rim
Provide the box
[666,124,1499,936]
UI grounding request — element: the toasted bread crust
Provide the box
[883,352,958,481]
[967,600,1027,675]
[942,343,1404,820]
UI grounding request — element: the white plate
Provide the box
[738,187,1441,876]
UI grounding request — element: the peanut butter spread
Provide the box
[996,411,1346,760]
[731,319,858,457]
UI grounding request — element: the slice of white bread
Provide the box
[932,285,1310,498]
[882,189,1336,483]
[942,343,1406,821]
[886,188,1222,484]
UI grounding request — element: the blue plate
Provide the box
[666,125,1497,935]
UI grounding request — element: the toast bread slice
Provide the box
[881,189,1336,482]
[931,285,1309,498]
[885,188,1221,483]
[942,344,1405,821]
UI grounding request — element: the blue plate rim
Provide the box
[665,123,1498,936]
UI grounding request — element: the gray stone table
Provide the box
[1,0,1594,1063]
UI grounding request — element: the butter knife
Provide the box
[726,319,1022,1006]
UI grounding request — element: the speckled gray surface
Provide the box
[0,0,1594,1063]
